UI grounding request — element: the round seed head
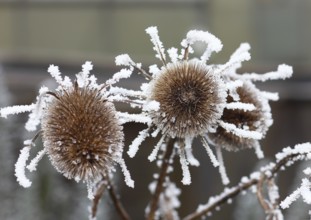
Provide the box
[41,84,124,182]
[208,81,272,151]
[150,60,226,138]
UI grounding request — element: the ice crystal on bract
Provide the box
[114,26,293,185]
[0,62,134,198]
[208,81,272,152]
[208,43,293,156]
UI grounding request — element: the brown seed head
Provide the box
[208,81,271,151]
[150,60,225,138]
[41,84,124,182]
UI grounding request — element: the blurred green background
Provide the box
[1,0,311,220]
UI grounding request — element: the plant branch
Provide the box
[183,150,308,220]
[90,179,107,219]
[147,138,175,220]
[132,65,153,80]
[256,174,271,213]
[107,177,131,220]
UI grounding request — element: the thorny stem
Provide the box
[90,179,107,219]
[183,152,304,220]
[27,130,42,147]
[155,42,167,67]
[256,174,271,213]
[107,176,131,220]
[147,138,175,220]
[183,44,190,61]
[132,65,153,80]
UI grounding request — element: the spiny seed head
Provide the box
[41,83,124,182]
[150,60,226,138]
[208,81,272,151]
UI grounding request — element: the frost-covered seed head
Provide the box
[208,81,271,151]
[150,60,226,138]
[42,83,124,182]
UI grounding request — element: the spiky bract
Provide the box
[208,81,272,151]
[42,83,124,182]
[150,60,226,138]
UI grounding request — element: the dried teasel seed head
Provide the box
[150,60,226,138]
[42,83,124,182]
[208,81,272,151]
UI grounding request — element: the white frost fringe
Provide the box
[146,26,166,62]
[201,136,219,167]
[118,158,134,188]
[15,146,32,188]
[181,30,223,62]
[220,121,263,140]
[148,135,166,162]
[240,64,293,82]
[215,146,230,185]
[27,148,47,172]
[178,144,191,185]
[0,104,36,119]
[128,128,150,158]
[185,136,200,167]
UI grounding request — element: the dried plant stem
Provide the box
[256,174,272,214]
[183,152,304,220]
[90,179,107,219]
[132,65,153,80]
[183,179,258,220]
[107,177,131,220]
[147,138,175,220]
[90,176,130,220]
[183,44,190,61]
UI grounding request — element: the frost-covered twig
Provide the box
[115,54,152,80]
[107,177,131,220]
[90,175,130,220]
[183,142,311,220]
[147,138,175,220]
[90,178,107,220]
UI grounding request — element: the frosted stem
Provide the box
[147,138,175,220]
[201,136,219,167]
[148,135,166,162]
[215,146,230,185]
[118,158,134,188]
[240,64,293,82]
[254,141,264,159]
[87,181,95,200]
[0,104,36,118]
[220,121,263,140]
[179,144,191,185]
[128,128,150,158]
[15,146,32,188]
[90,178,107,220]
[107,176,131,220]
[27,148,47,172]
[185,136,200,166]
[145,26,167,66]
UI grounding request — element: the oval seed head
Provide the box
[150,60,226,138]
[42,84,124,182]
[208,81,272,151]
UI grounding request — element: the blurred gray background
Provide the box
[0,0,311,219]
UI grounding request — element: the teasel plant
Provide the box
[0,61,136,220]
[1,26,311,220]
[114,26,294,219]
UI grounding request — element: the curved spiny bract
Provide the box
[208,81,272,151]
